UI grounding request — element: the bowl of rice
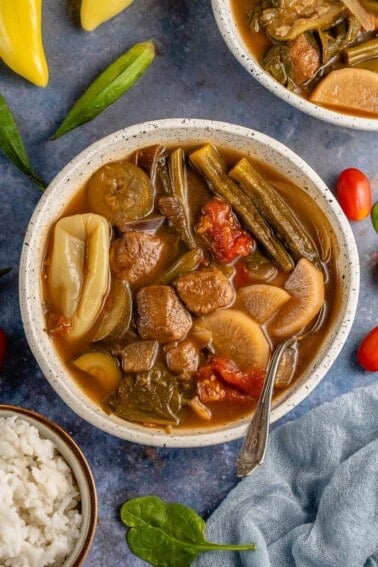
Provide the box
[0,405,97,567]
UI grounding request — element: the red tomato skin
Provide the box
[357,327,378,371]
[336,168,372,221]
[0,329,7,369]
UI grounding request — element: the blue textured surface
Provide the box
[0,1,377,566]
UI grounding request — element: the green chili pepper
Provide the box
[52,40,155,139]
[371,202,378,233]
[0,93,46,190]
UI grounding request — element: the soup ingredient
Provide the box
[0,415,82,567]
[108,364,182,425]
[371,202,378,232]
[196,356,266,400]
[0,93,46,189]
[238,284,291,324]
[158,248,204,284]
[166,148,197,249]
[309,68,378,116]
[270,258,325,339]
[80,0,133,31]
[359,0,378,12]
[357,326,378,371]
[0,329,7,369]
[110,231,166,285]
[195,309,270,370]
[52,41,155,139]
[189,144,294,272]
[120,495,256,567]
[120,341,159,373]
[73,351,122,390]
[229,158,318,263]
[175,267,236,315]
[340,0,375,29]
[0,0,48,87]
[164,339,200,377]
[196,199,254,263]
[48,213,111,339]
[92,279,132,341]
[136,285,192,343]
[336,167,372,220]
[87,161,154,228]
[343,37,378,65]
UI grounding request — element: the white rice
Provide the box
[0,416,83,567]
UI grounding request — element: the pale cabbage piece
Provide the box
[48,213,111,339]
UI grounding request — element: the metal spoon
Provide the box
[237,307,325,478]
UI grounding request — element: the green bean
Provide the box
[230,157,319,263]
[52,41,155,139]
[158,248,204,284]
[343,38,378,66]
[0,93,46,189]
[189,144,294,272]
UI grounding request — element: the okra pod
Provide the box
[343,38,378,66]
[0,93,46,189]
[52,41,155,139]
[230,157,318,263]
[158,248,204,284]
[189,144,294,272]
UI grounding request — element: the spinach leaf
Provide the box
[0,94,46,190]
[120,496,257,567]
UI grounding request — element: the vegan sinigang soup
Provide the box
[232,0,378,117]
[43,143,340,431]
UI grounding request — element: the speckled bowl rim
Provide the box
[20,118,359,447]
[0,405,97,566]
[211,0,378,131]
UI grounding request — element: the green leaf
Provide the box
[0,94,46,190]
[52,40,155,139]
[371,202,378,233]
[120,496,257,567]
[0,267,12,277]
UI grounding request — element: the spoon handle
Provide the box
[237,339,292,478]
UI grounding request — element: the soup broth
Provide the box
[43,143,340,431]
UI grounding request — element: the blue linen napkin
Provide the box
[195,383,378,567]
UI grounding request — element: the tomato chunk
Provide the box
[196,199,254,263]
[196,356,266,403]
[357,326,378,371]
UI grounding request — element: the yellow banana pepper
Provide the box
[80,0,134,31]
[0,0,48,87]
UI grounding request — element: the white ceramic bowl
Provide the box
[20,118,359,447]
[211,0,378,131]
[0,405,97,566]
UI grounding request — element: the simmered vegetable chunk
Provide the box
[175,267,235,315]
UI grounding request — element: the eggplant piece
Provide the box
[92,278,132,342]
[229,157,319,263]
[109,363,182,425]
[48,213,111,339]
[189,144,294,272]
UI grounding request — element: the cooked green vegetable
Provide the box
[52,41,155,139]
[159,148,197,249]
[108,363,182,425]
[0,267,12,277]
[344,38,378,66]
[72,351,122,391]
[371,202,378,233]
[189,144,294,272]
[0,93,45,189]
[318,15,360,63]
[158,248,204,284]
[229,157,319,263]
[92,278,132,342]
[120,495,257,567]
[87,161,154,228]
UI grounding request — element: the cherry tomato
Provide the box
[0,329,7,369]
[336,168,372,221]
[357,326,378,371]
